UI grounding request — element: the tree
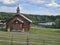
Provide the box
[55,19,60,28]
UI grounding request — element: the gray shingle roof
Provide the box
[20,14,32,23]
[16,18,23,23]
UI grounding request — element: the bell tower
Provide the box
[16,4,20,15]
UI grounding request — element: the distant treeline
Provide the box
[0,12,60,23]
[0,12,60,28]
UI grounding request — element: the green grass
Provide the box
[0,26,60,45]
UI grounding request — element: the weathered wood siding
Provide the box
[6,15,31,32]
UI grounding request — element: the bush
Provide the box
[54,19,60,28]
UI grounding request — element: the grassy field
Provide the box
[0,26,60,45]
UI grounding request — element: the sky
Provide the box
[0,0,60,15]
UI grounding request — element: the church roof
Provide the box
[16,18,23,23]
[19,14,32,23]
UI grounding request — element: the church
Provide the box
[6,6,32,32]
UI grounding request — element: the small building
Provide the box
[38,22,55,26]
[0,20,4,27]
[6,6,32,32]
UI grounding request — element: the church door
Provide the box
[13,22,23,31]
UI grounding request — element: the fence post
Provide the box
[10,33,13,45]
[26,30,29,45]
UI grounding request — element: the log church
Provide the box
[6,6,32,32]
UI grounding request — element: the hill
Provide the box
[0,12,60,24]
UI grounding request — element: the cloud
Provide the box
[23,0,50,5]
[0,6,16,12]
[22,0,60,8]
[0,4,22,12]
[24,0,50,6]
[0,0,60,15]
[0,0,60,8]
[0,5,60,15]
[46,0,60,8]
[24,0,60,13]
[45,0,60,13]
[27,0,46,4]
[0,4,53,15]
[21,8,58,15]
[0,0,19,4]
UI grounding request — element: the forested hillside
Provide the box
[0,12,60,28]
[0,12,60,24]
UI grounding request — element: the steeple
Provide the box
[16,4,20,15]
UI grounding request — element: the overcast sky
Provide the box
[0,0,60,15]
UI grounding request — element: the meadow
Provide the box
[0,26,60,45]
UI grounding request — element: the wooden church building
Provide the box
[6,6,32,32]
